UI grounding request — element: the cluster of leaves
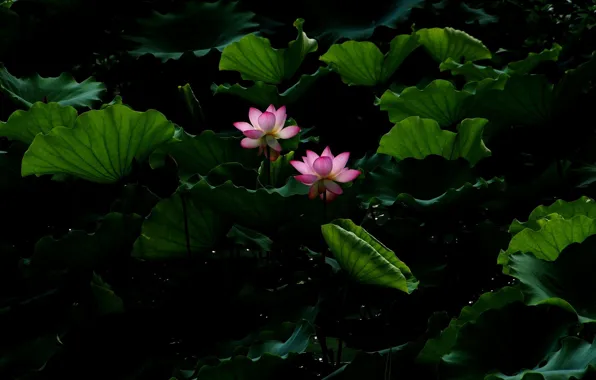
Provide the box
[2,0,596,379]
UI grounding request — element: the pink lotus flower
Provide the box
[291,147,361,203]
[233,105,300,161]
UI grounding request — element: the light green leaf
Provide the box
[319,33,419,86]
[377,116,491,167]
[498,214,596,271]
[0,65,106,109]
[132,190,227,260]
[509,197,596,236]
[321,218,418,292]
[417,27,491,63]
[378,79,472,126]
[0,102,77,144]
[21,104,176,183]
[219,19,317,84]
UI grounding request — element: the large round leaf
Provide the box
[508,235,596,323]
[0,65,106,108]
[498,214,596,270]
[378,80,473,126]
[377,116,491,167]
[438,303,578,380]
[132,190,227,260]
[416,27,491,63]
[321,218,418,292]
[509,197,596,236]
[0,102,77,144]
[21,104,176,183]
[125,0,259,61]
[319,33,419,86]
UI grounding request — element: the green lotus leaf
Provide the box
[321,218,418,292]
[417,27,491,63]
[378,116,491,166]
[125,0,259,61]
[22,104,176,183]
[418,286,524,364]
[395,177,505,210]
[90,272,124,315]
[498,214,596,272]
[505,43,562,75]
[258,151,295,188]
[319,32,419,86]
[509,197,596,236]
[219,18,317,84]
[150,129,262,180]
[378,79,472,126]
[487,336,596,380]
[211,67,330,108]
[439,59,503,81]
[31,212,142,269]
[554,51,596,112]
[438,303,578,380]
[132,190,227,260]
[508,234,596,323]
[0,65,106,108]
[0,102,77,144]
[470,74,554,126]
[227,225,273,252]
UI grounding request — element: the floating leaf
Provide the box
[0,65,106,108]
[417,27,491,63]
[125,0,259,61]
[377,116,491,167]
[22,105,176,183]
[378,79,472,126]
[90,273,124,315]
[319,33,419,86]
[321,218,418,292]
[0,102,77,144]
